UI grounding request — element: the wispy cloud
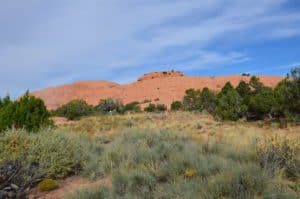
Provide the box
[0,0,299,96]
[246,62,300,74]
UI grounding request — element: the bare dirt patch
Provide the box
[29,177,111,199]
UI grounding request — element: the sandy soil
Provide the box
[31,71,284,110]
[28,177,111,199]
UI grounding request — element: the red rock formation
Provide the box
[31,71,284,110]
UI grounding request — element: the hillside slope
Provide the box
[32,71,284,109]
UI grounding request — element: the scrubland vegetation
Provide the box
[0,68,299,198]
[0,113,299,198]
[49,67,300,123]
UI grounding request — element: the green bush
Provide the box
[67,186,110,199]
[111,170,157,198]
[55,99,93,120]
[0,97,16,131]
[256,134,300,178]
[183,87,216,112]
[96,130,293,198]
[200,87,217,113]
[144,103,167,112]
[178,69,300,122]
[63,129,297,198]
[208,165,267,199]
[144,103,156,112]
[183,88,202,111]
[0,129,92,179]
[215,88,247,121]
[96,98,124,114]
[248,88,277,120]
[249,76,264,91]
[0,95,12,109]
[220,82,235,94]
[274,67,300,121]
[123,101,141,113]
[0,92,52,132]
[37,179,58,191]
[171,101,182,111]
[156,104,167,112]
[236,80,251,104]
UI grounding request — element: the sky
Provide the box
[0,0,300,97]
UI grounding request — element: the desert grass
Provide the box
[58,112,300,198]
[1,112,298,198]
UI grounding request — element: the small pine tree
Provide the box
[156,104,167,112]
[274,67,300,120]
[171,101,183,111]
[182,88,216,112]
[236,81,251,99]
[248,88,277,120]
[123,102,141,113]
[0,96,16,131]
[249,76,264,91]
[0,92,52,132]
[144,104,156,112]
[55,99,93,120]
[220,82,234,95]
[200,87,216,113]
[236,81,252,106]
[96,98,124,114]
[182,89,202,111]
[214,87,247,121]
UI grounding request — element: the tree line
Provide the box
[0,67,299,132]
[172,67,300,122]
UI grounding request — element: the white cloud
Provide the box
[175,51,251,71]
[0,0,299,96]
[246,62,300,74]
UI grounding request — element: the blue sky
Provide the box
[0,0,300,97]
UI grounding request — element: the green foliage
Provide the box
[200,87,217,113]
[112,170,157,198]
[0,95,12,109]
[0,92,52,132]
[96,98,124,114]
[67,186,110,199]
[94,130,294,198]
[183,88,202,111]
[249,76,264,91]
[274,67,300,120]
[55,99,93,120]
[144,103,156,112]
[171,101,182,111]
[142,99,151,103]
[0,97,16,131]
[179,69,300,121]
[215,88,247,121]
[144,103,167,112]
[156,104,167,111]
[123,101,141,113]
[236,80,251,99]
[182,87,216,112]
[0,129,92,179]
[37,179,58,191]
[220,82,234,94]
[248,88,277,120]
[208,165,267,199]
[256,134,300,178]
